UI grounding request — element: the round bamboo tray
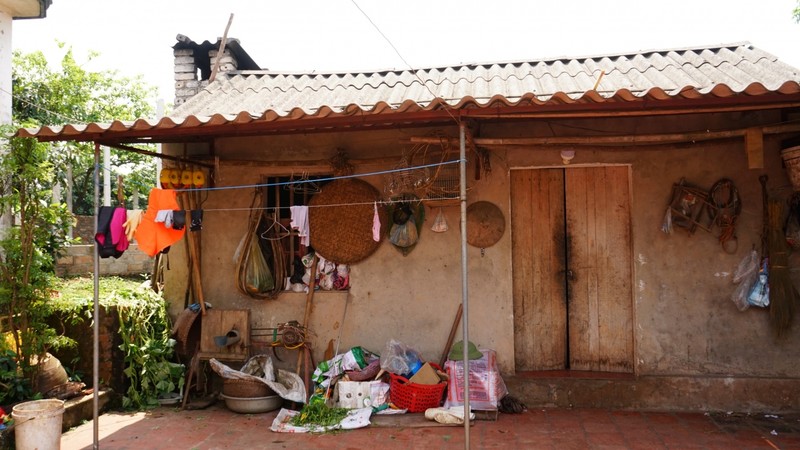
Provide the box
[308,178,388,264]
[222,378,274,398]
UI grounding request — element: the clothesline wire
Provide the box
[348,0,460,127]
[188,196,452,213]
[172,158,464,193]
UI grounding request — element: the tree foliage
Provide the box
[12,43,160,214]
[0,131,75,389]
[2,43,162,394]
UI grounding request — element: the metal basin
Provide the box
[220,394,282,414]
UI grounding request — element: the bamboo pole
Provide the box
[209,14,234,83]
[297,255,319,378]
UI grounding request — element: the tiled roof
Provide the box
[19,42,800,142]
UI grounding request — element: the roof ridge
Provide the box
[232,42,755,77]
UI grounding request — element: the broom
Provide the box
[766,198,799,338]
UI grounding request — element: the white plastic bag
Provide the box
[730,249,759,311]
[210,355,307,403]
[747,259,770,308]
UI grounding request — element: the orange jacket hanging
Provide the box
[135,188,186,257]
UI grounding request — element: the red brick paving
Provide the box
[59,404,800,449]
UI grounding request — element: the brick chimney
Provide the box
[172,34,259,107]
[173,46,201,107]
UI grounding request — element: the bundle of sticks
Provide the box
[766,198,799,337]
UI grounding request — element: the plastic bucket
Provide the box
[780,146,800,191]
[12,399,65,450]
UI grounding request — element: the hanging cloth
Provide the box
[372,202,381,242]
[290,205,310,246]
[123,209,144,241]
[134,188,186,257]
[95,206,129,258]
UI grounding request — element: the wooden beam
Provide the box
[105,143,216,168]
[745,127,764,169]
[408,122,800,147]
[201,155,400,170]
[463,101,800,120]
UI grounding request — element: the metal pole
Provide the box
[459,122,470,449]
[103,145,111,207]
[92,142,100,449]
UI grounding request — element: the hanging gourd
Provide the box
[168,169,180,189]
[192,169,206,188]
[159,169,173,189]
[180,169,193,189]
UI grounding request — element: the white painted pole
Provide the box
[156,99,165,185]
[0,10,12,125]
[103,146,111,206]
[66,161,74,239]
[0,11,12,238]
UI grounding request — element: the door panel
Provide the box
[511,169,567,370]
[512,166,633,373]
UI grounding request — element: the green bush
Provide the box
[51,276,184,410]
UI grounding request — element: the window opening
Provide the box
[263,175,350,292]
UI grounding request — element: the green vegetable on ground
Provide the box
[290,402,349,429]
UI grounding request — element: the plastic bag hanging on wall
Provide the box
[386,194,425,256]
[431,207,448,233]
[244,237,274,294]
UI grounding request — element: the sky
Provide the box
[12,0,800,113]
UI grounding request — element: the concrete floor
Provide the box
[58,403,800,449]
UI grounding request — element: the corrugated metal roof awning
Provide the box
[16,42,800,143]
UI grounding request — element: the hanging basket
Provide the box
[308,178,388,264]
[781,146,800,192]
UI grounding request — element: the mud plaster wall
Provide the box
[162,127,515,373]
[162,112,800,379]
[498,110,800,378]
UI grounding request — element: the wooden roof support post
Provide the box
[746,127,764,169]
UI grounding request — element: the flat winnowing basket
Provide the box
[308,178,389,264]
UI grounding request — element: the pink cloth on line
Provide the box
[372,202,381,242]
[110,207,130,252]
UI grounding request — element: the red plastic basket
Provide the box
[389,363,447,413]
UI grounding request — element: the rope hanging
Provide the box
[710,178,741,254]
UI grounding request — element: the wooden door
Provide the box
[512,166,633,372]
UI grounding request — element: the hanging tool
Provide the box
[180,191,206,315]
